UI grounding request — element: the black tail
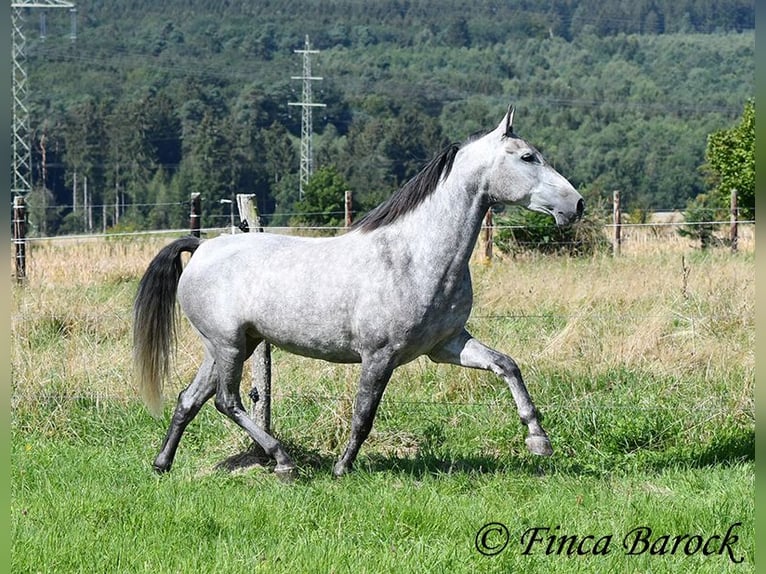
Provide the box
[133,236,201,416]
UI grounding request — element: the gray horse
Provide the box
[133,106,584,478]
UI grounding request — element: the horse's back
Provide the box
[176,232,365,360]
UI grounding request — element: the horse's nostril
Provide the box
[576,198,585,218]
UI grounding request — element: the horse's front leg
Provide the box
[429,329,552,457]
[333,356,395,478]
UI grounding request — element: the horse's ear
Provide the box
[504,104,515,137]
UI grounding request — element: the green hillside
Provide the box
[17,0,755,234]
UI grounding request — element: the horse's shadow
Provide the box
[213,440,516,479]
[214,446,515,480]
[214,427,754,481]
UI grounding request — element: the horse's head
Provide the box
[479,106,584,226]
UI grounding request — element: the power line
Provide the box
[24,34,750,119]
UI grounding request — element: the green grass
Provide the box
[11,239,754,572]
[12,372,754,573]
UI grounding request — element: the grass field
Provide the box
[11,229,754,573]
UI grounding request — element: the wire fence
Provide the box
[10,191,754,420]
[10,220,755,272]
[8,219,757,242]
[19,198,752,214]
[10,275,753,427]
[10,388,742,416]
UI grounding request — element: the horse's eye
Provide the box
[521,152,536,163]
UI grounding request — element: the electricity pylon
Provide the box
[288,35,325,199]
[11,1,76,198]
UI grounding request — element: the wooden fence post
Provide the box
[235,194,271,434]
[345,190,353,228]
[612,190,622,256]
[730,188,738,253]
[13,195,27,284]
[189,192,201,237]
[236,193,262,232]
[85,176,92,232]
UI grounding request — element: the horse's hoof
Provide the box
[274,465,298,483]
[332,462,351,478]
[152,462,171,474]
[525,435,553,456]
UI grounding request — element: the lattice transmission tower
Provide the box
[288,35,325,198]
[12,0,76,198]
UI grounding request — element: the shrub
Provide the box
[493,208,609,257]
[677,194,723,250]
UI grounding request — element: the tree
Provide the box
[105,98,157,227]
[62,98,109,232]
[383,106,448,186]
[442,17,471,47]
[291,166,354,231]
[179,110,230,228]
[262,122,297,185]
[18,2,756,236]
[340,114,396,212]
[704,99,754,219]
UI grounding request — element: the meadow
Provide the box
[11,226,754,573]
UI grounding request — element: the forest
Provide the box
[16,0,755,235]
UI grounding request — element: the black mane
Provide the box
[351,143,461,233]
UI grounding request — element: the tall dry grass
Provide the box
[11,230,754,426]
[616,221,754,255]
[11,236,174,404]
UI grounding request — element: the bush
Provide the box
[677,194,723,250]
[493,208,609,257]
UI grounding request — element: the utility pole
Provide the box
[288,35,325,199]
[12,1,76,201]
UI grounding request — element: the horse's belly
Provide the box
[267,336,361,363]
[248,307,361,363]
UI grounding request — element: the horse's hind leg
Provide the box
[212,344,296,479]
[153,353,217,473]
[429,330,553,457]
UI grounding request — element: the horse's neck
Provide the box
[379,168,489,281]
